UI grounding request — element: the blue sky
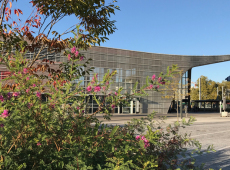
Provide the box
[14,0,230,83]
[102,0,230,84]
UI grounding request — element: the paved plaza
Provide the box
[96,112,230,169]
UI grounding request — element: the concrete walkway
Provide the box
[95,112,230,126]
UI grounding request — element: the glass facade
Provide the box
[22,46,192,114]
[79,47,180,114]
[179,70,190,100]
[175,70,191,111]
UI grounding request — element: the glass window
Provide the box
[94,67,100,74]
[74,76,84,87]
[100,68,104,75]
[126,70,132,77]
[99,75,103,81]
[132,68,136,76]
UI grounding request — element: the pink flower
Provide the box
[111,104,116,109]
[28,103,33,109]
[23,68,28,74]
[33,84,36,87]
[1,110,9,118]
[77,106,80,110]
[152,74,156,81]
[144,139,148,143]
[160,81,165,85]
[136,135,140,140]
[91,77,95,84]
[36,92,41,98]
[158,77,162,82]
[102,86,106,91]
[156,85,160,89]
[91,74,98,83]
[68,54,71,60]
[115,92,118,96]
[37,142,41,146]
[26,77,30,80]
[136,135,150,148]
[26,89,30,93]
[75,51,79,57]
[71,46,76,54]
[143,137,150,148]
[80,56,84,61]
[13,92,19,97]
[0,95,4,102]
[7,92,12,99]
[86,86,92,92]
[94,86,101,92]
[0,124,4,128]
[144,142,150,148]
[149,84,153,89]
[106,81,109,85]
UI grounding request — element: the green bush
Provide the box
[0,30,214,170]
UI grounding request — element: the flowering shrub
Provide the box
[0,28,173,168]
[0,36,214,170]
[135,135,150,148]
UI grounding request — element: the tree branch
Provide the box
[0,0,9,26]
[28,43,46,67]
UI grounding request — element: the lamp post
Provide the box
[222,86,224,100]
[199,78,201,108]
[180,74,183,119]
[177,89,179,122]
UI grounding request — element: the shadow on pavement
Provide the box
[194,148,230,170]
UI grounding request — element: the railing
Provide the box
[0,72,11,80]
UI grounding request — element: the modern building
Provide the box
[2,46,230,114]
[80,46,230,114]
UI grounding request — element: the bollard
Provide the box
[185,105,188,118]
[220,101,222,114]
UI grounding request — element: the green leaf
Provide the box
[109,126,119,137]
[139,140,145,150]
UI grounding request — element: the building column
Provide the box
[130,100,133,114]
[188,68,192,111]
[136,100,140,113]
[139,100,143,114]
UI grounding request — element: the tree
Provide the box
[0,0,120,98]
[190,86,199,100]
[191,76,214,100]
[190,75,229,101]
[0,0,119,66]
[217,80,230,100]
[161,70,190,120]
